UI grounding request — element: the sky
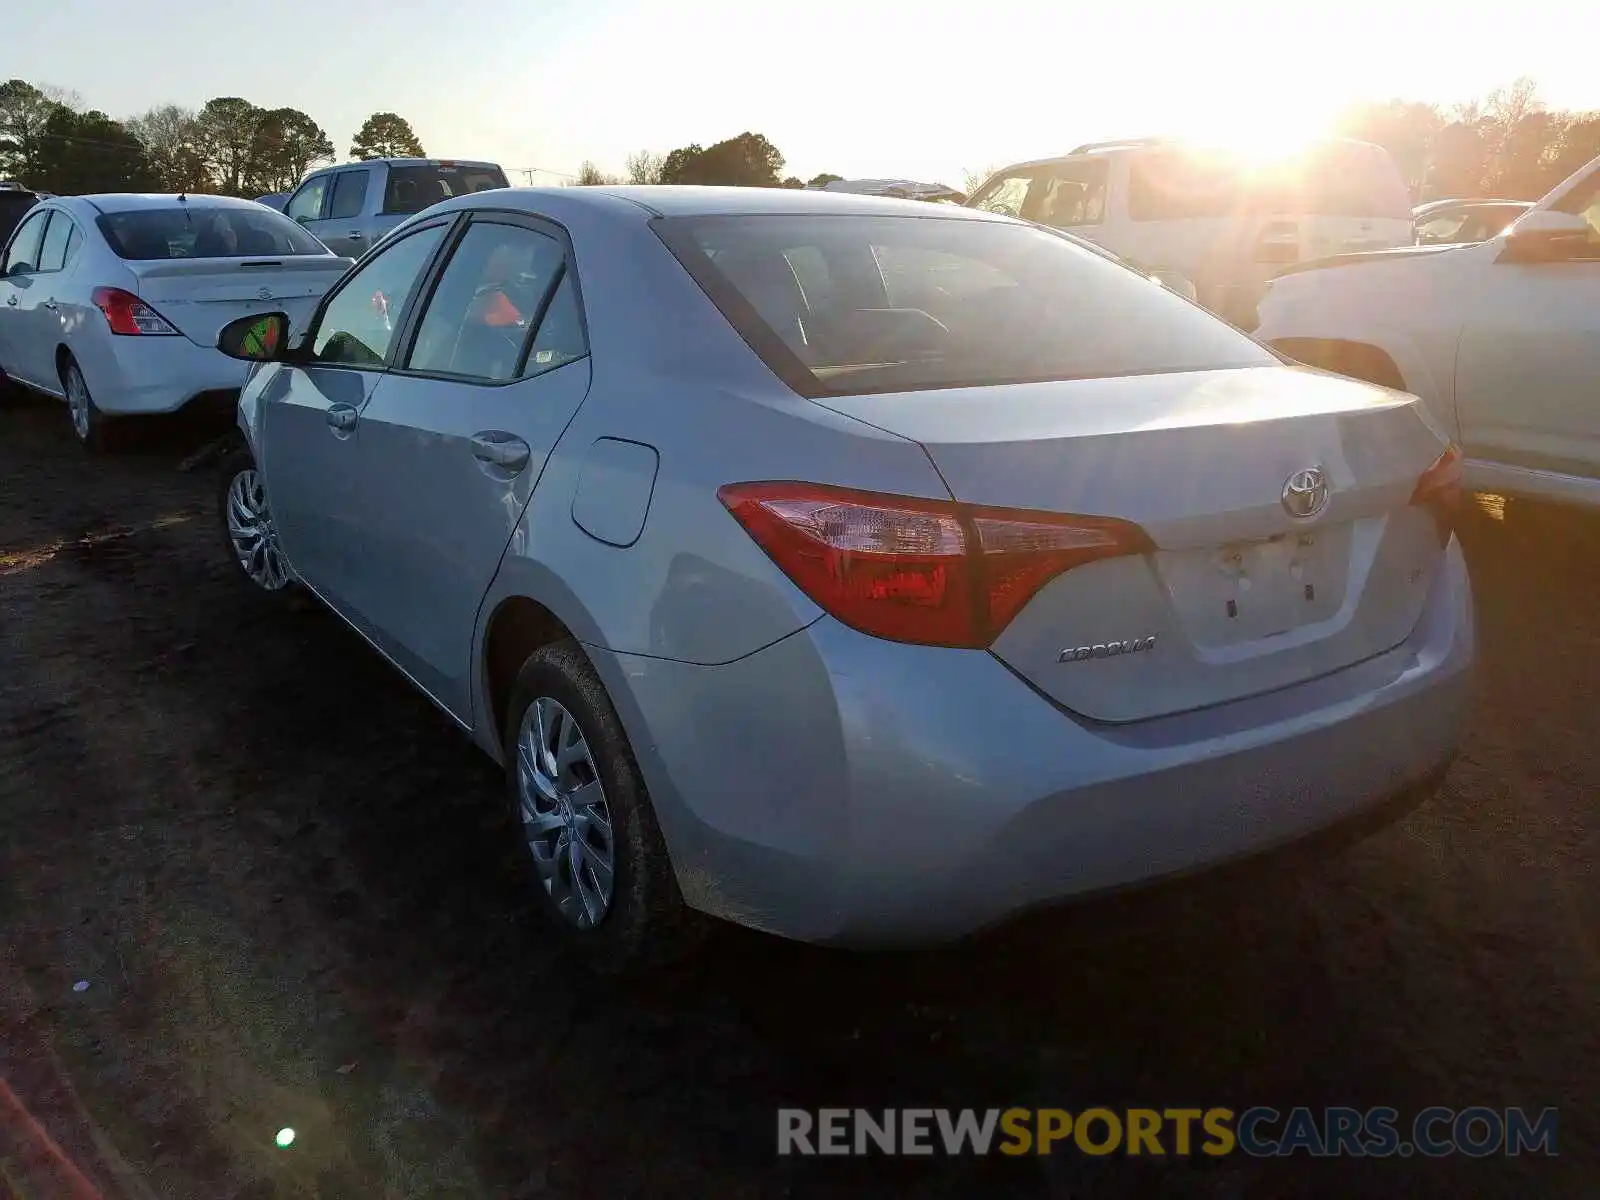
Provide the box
[5,0,1598,188]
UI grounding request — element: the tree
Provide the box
[781,176,804,188]
[0,79,77,180]
[126,105,212,192]
[350,112,424,160]
[658,132,785,187]
[573,160,620,186]
[247,107,334,194]
[807,172,844,188]
[625,149,664,185]
[658,143,707,184]
[962,165,1000,196]
[30,108,157,194]
[1334,100,1442,195]
[195,97,262,195]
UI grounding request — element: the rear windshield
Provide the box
[382,165,510,215]
[1128,143,1413,221]
[654,213,1275,398]
[96,205,329,260]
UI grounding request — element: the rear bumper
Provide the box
[593,536,1475,947]
[74,333,252,415]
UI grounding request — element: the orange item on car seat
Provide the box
[482,290,522,327]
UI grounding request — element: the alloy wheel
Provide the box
[65,367,91,441]
[516,696,616,929]
[225,468,290,591]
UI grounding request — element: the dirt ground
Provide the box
[1,392,1595,1199]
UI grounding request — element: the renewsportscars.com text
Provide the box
[777,1106,1558,1158]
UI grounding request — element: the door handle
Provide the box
[470,432,531,472]
[347,231,364,241]
[327,404,359,432]
[4,296,15,307]
[43,299,58,311]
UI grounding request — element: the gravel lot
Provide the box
[1,393,1595,1199]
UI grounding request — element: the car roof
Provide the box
[308,158,503,175]
[74,193,283,213]
[985,136,1397,182]
[431,184,1005,222]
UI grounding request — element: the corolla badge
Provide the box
[1058,635,1157,664]
[1281,467,1330,519]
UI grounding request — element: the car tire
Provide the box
[217,442,301,605]
[60,356,117,452]
[503,639,707,975]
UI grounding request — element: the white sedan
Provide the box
[0,194,353,450]
[1254,153,1600,512]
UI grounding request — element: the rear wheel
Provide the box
[504,639,706,975]
[61,357,117,452]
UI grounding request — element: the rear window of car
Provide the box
[96,205,330,260]
[1128,143,1412,221]
[653,212,1275,398]
[382,165,510,215]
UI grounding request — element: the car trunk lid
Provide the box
[814,364,1453,723]
[126,256,353,347]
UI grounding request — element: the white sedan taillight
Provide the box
[91,287,180,336]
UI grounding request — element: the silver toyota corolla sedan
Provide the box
[213,185,1475,973]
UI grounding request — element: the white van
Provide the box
[966,136,1414,326]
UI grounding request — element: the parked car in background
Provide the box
[0,184,39,245]
[1412,198,1533,245]
[0,193,353,449]
[210,185,1471,973]
[966,136,1414,326]
[282,158,510,258]
[1256,153,1600,512]
[809,178,966,203]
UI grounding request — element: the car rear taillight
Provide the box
[91,287,179,336]
[1410,444,1464,540]
[717,482,1153,648]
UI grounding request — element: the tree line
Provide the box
[577,137,841,190]
[0,79,425,196]
[4,74,1597,202]
[1333,78,1600,200]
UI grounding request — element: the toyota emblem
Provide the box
[1281,467,1330,519]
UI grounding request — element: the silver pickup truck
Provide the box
[282,158,510,259]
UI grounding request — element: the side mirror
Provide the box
[218,311,290,361]
[1499,209,1594,261]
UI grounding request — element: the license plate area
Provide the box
[1156,526,1349,647]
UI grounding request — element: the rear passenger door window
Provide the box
[523,271,588,377]
[1031,161,1109,228]
[403,220,579,382]
[36,213,76,272]
[328,170,370,220]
